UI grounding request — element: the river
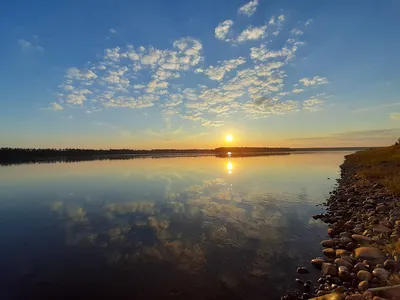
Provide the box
[0,151,353,300]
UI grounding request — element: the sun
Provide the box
[226,134,233,142]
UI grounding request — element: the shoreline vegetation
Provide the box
[0,146,368,165]
[283,145,400,300]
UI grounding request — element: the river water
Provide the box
[0,152,352,300]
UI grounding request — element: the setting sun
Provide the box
[226,135,233,142]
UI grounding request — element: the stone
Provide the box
[372,225,391,234]
[297,267,310,274]
[336,249,348,257]
[372,268,390,281]
[309,293,344,300]
[328,228,335,237]
[321,240,336,248]
[339,269,350,281]
[341,237,353,244]
[358,280,369,292]
[355,247,386,264]
[312,258,326,270]
[323,248,337,258]
[357,270,372,281]
[349,294,363,300]
[373,297,390,300]
[353,262,367,272]
[351,234,371,244]
[335,258,353,270]
[383,259,397,271]
[322,263,338,276]
[340,232,352,238]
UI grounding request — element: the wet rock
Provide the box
[312,258,326,270]
[335,258,353,270]
[372,268,390,281]
[328,228,335,237]
[340,232,352,238]
[335,249,348,257]
[348,294,363,300]
[354,247,386,264]
[323,248,336,258]
[372,225,391,234]
[351,234,371,245]
[321,240,336,248]
[357,270,372,281]
[340,237,352,244]
[309,293,344,300]
[358,280,369,292]
[297,267,310,274]
[296,278,305,285]
[322,263,338,276]
[372,297,390,300]
[384,259,397,271]
[338,269,350,281]
[353,262,367,272]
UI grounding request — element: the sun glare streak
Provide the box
[227,161,233,174]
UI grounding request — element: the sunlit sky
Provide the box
[1,0,399,149]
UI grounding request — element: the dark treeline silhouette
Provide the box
[0,146,369,166]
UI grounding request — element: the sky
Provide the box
[1,0,400,149]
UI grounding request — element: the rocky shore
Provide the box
[282,149,400,300]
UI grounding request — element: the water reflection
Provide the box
[227,161,233,174]
[0,152,352,300]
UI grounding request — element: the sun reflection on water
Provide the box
[227,161,233,174]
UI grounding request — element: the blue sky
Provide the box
[1,0,399,148]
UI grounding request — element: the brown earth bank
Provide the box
[282,145,400,300]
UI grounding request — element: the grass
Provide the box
[346,145,400,196]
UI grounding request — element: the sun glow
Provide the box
[227,161,233,174]
[226,134,233,142]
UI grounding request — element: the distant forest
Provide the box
[0,146,369,165]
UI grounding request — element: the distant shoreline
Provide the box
[0,147,370,166]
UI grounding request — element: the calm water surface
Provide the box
[0,152,351,300]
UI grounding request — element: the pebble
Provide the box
[312,258,326,269]
[335,249,348,257]
[323,248,336,258]
[358,280,369,292]
[335,258,353,270]
[354,247,386,264]
[353,262,367,272]
[372,225,391,234]
[297,267,310,274]
[357,270,372,281]
[321,240,336,248]
[372,268,390,281]
[351,234,371,244]
[383,259,397,271]
[321,263,338,276]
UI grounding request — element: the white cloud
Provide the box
[238,0,259,17]
[54,18,328,126]
[237,25,267,43]
[303,97,325,111]
[215,20,234,41]
[305,19,313,26]
[292,88,304,93]
[299,76,328,86]
[48,102,64,111]
[109,28,117,34]
[204,57,246,81]
[268,16,276,25]
[291,29,304,36]
[390,113,400,120]
[18,39,44,51]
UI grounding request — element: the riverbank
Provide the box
[283,145,400,300]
